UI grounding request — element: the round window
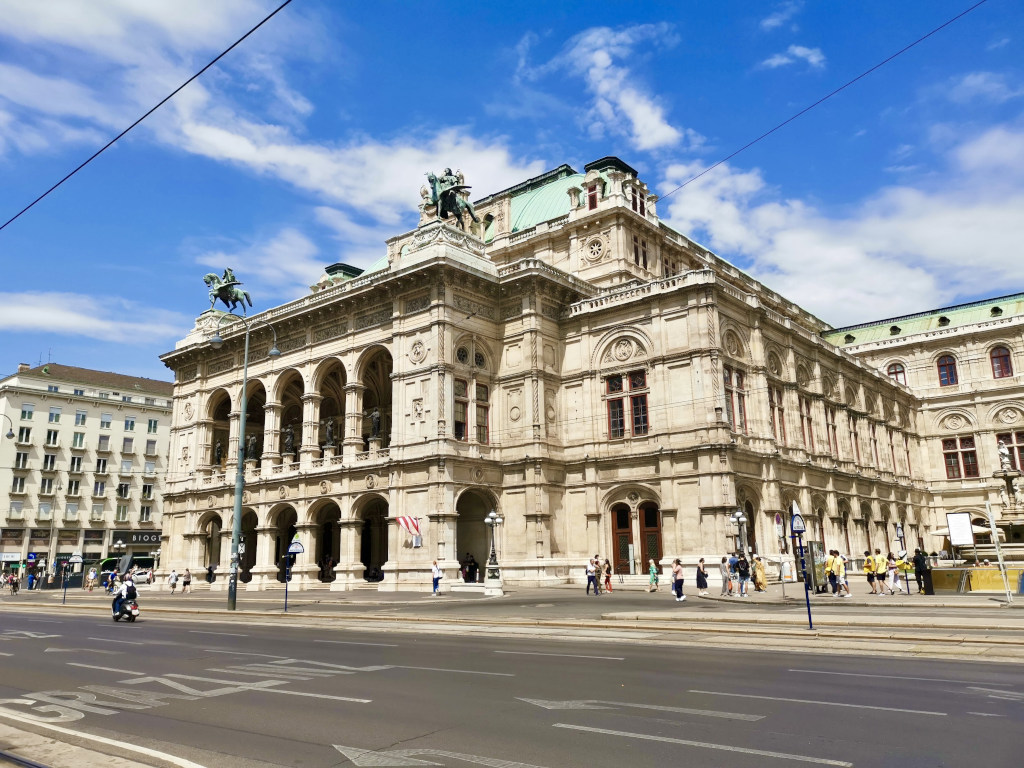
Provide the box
[474,352,485,368]
[456,347,469,364]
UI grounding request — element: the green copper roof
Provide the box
[507,172,585,234]
[822,292,1024,346]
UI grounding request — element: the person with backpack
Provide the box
[736,553,751,597]
[112,575,137,616]
[168,569,179,595]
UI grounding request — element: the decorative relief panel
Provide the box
[541,302,561,320]
[278,335,306,353]
[943,414,967,431]
[355,307,392,330]
[502,302,523,319]
[178,364,198,382]
[313,322,348,343]
[405,294,430,314]
[453,294,495,320]
[182,402,194,421]
[603,337,647,364]
[409,340,428,365]
[208,357,234,375]
[997,407,1022,425]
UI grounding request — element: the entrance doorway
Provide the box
[639,503,662,567]
[612,504,632,574]
[360,498,388,580]
[456,490,491,581]
[273,508,297,582]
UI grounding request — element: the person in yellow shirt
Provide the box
[873,549,889,596]
[863,549,881,594]
[825,550,839,595]
[835,553,851,597]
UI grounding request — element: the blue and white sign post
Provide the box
[284,537,304,613]
[790,502,813,630]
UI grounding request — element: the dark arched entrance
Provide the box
[639,502,662,566]
[274,507,298,582]
[359,497,389,580]
[456,490,491,581]
[314,502,341,582]
[611,503,632,574]
[239,510,257,582]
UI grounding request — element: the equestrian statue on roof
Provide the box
[424,168,479,231]
[204,268,253,314]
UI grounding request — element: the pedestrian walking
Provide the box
[431,560,442,595]
[647,559,659,592]
[696,558,708,596]
[206,564,215,583]
[863,550,880,594]
[168,568,178,595]
[885,552,905,595]
[586,558,599,595]
[835,553,851,597]
[719,556,732,596]
[671,558,686,601]
[873,549,888,595]
[182,569,192,595]
[736,553,751,597]
[87,567,97,592]
[752,556,767,592]
[603,558,614,593]
[825,550,839,595]
[912,548,929,594]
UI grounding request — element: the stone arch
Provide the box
[985,401,1024,428]
[452,335,495,371]
[196,511,224,573]
[238,508,258,581]
[241,379,267,462]
[590,326,654,371]
[307,497,342,582]
[763,344,787,379]
[205,388,232,467]
[266,504,298,582]
[720,323,749,360]
[352,493,389,581]
[357,346,394,449]
[455,488,497,577]
[273,369,305,455]
[601,484,662,510]
[312,357,347,448]
[932,407,976,433]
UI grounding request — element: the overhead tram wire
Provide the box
[657,0,990,202]
[0,0,296,234]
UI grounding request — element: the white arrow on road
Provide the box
[44,648,118,654]
[334,746,554,767]
[517,697,763,721]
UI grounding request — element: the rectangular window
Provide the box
[20,404,34,420]
[98,434,109,451]
[42,454,56,471]
[141,483,153,500]
[587,184,598,210]
[608,399,625,439]
[122,437,134,453]
[723,367,747,434]
[147,419,158,434]
[116,504,129,522]
[631,394,649,435]
[144,460,156,475]
[73,388,84,396]
[65,502,79,519]
[124,416,135,431]
[94,481,106,495]
[72,432,85,448]
[38,502,52,519]
[17,426,31,443]
[870,424,881,467]
[47,385,59,393]
[14,452,28,469]
[631,188,646,216]
[799,396,814,451]
[140,505,152,523]
[69,456,82,473]
[943,436,979,479]
[100,413,111,429]
[67,479,80,496]
[75,410,87,426]
[453,379,468,441]
[607,375,623,394]
[768,386,786,444]
[99,392,109,400]
[888,429,898,472]
[475,384,489,444]
[117,482,130,498]
[122,396,132,403]
[145,397,155,406]
[11,476,25,493]
[847,414,861,463]
[45,429,59,446]
[826,406,839,456]
[40,477,53,494]
[96,458,107,473]
[48,406,61,423]
[121,459,133,474]
[145,439,157,455]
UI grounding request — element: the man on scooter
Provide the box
[112,575,137,617]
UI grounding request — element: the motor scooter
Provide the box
[112,598,140,622]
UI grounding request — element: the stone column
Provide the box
[262,402,282,468]
[289,523,319,586]
[247,525,278,589]
[196,419,214,471]
[210,528,233,591]
[227,410,241,468]
[299,394,323,466]
[343,384,366,458]
[331,519,365,591]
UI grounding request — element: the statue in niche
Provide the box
[998,439,1013,472]
[370,408,381,438]
[246,433,259,461]
[324,419,335,446]
[283,423,295,454]
[214,440,223,466]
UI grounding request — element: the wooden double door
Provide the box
[612,503,662,575]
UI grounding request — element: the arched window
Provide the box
[937,356,958,387]
[991,346,1013,379]
[886,363,906,385]
[723,366,746,434]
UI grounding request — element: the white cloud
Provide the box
[760,45,825,69]
[987,37,1010,51]
[0,292,188,342]
[660,124,1024,325]
[946,72,1023,104]
[760,2,802,31]
[522,24,693,152]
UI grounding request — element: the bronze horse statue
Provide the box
[427,169,479,231]
[204,272,252,314]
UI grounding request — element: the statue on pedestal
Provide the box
[370,408,381,438]
[214,440,223,466]
[424,168,479,231]
[283,423,295,454]
[324,419,335,446]
[998,439,1013,471]
[203,268,253,314]
[246,433,259,461]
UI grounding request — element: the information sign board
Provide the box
[946,511,975,547]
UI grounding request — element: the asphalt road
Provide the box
[1,608,1021,768]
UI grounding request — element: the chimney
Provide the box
[18,363,30,373]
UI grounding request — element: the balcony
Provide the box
[9,488,26,497]
[144,446,159,458]
[70,443,87,453]
[37,489,55,499]
[142,467,157,478]
[63,510,79,522]
[7,509,24,520]
[96,445,112,455]
[89,511,105,522]
[91,492,107,500]
[121,445,136,455]
[67,467,83,476]
[40,465,57,474]
[94,469,109,477]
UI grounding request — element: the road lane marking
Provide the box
[315,639,398,647]
[967,687,1024,700]
[258,689,371,703]
[392,665,514,677]
[690,690,947,716]
[88,638,143,646]
[552,724,853,767]
[207,668,319,680]
[790,669,1013,686]
[496,651,623,660]
[0,652,11,657]
[969,712,1005,717]
[67,663,142,675]
[517,698,762,721]
[204,649,286,658]
[44,648,117,654]
[0,715,209,768]
[189,630,248,637]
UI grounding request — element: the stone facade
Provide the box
[156,156,952,592]
[0,364,172,577]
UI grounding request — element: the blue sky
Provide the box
[0,1,1021,381]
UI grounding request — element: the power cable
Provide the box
[658,0,990,201]
[0,0,296,233]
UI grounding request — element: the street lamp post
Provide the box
[209,312,280,611]
[483,510,504,596]
[111,539,126,589]
[730,509,748,555]
[1,413,15,440]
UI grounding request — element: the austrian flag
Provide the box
[396,516,421,538]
